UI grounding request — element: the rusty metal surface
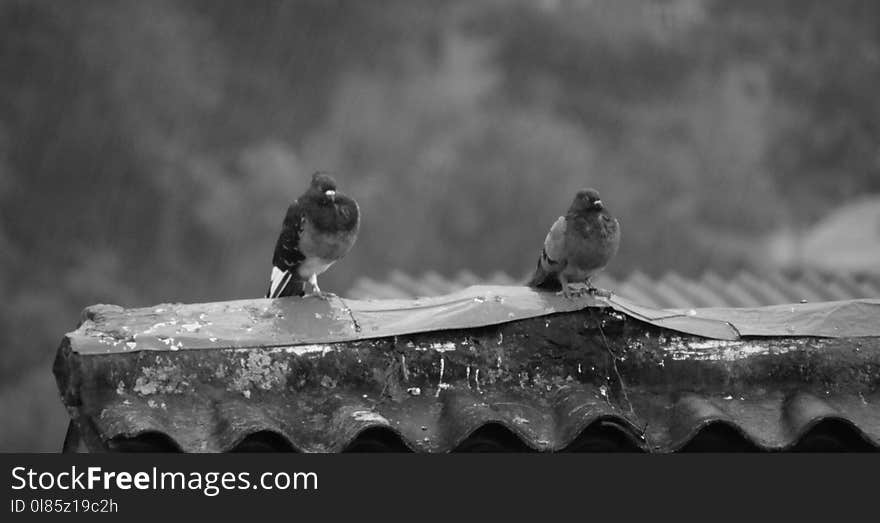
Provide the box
[55,302,880,452]
[68,287,880,362]
[348,269,880,308]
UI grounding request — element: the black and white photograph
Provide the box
[1,0,879,512]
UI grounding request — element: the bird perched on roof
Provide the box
[528,188,620,298]
[266,172,360,298]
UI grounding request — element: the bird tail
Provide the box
[527,254,562,291]
[267,267,307,298]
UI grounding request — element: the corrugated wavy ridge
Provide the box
[98,388,880,452]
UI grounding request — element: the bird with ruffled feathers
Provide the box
[266,172,360,298]
[528,188,620,298]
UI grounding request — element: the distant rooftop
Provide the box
[347,268,880,308]
[769,196,880,273]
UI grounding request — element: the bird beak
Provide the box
[593,200,603,209]
[325,190,336,200]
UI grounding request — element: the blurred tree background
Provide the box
[1,0,878,450]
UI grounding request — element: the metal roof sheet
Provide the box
[65,287,880,358]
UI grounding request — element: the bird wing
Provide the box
[528,216,567,289]
[267,201,307,298]
[541,216,567,269]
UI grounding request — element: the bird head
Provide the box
[570,188,606,214]
[310,172,338,205]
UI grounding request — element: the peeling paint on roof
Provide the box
[664,339,796,362]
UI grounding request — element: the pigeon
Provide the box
[266,172,360,298]
[528,188,620,298]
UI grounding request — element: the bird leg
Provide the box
[304,274,323,298]
[305,274,338,300]
[307,273,321,294]
[556,274,582,299]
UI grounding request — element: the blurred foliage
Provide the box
[706,0,880,215]
[1,0,878,449]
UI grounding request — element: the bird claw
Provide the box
[557,284,612,299]
[306,291,338,301]
[587,286,612,299]
[558,285,586,299]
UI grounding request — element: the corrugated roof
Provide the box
[55,289,880,452]
[347,269,880,308]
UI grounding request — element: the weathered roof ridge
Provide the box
[54,288,880,452]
